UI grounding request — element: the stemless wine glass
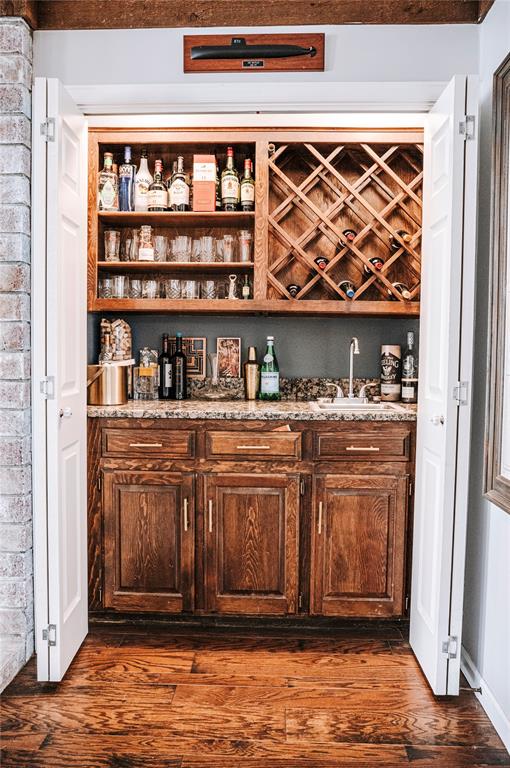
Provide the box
[153,235,168,262]
[104,230,121,261]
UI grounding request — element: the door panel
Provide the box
[311,474,407,617]
[410,75,477,695]
[204,473,299,615]
[104,471,194,612]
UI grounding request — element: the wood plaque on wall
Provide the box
[183,33,325,73]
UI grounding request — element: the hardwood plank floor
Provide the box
[1,627,508,767]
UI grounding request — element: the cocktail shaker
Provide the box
[243,346,260,401]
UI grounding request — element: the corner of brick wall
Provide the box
[0,16,33,692]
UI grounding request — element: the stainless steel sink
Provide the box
[309,400,405,413]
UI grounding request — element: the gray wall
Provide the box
[88,314,419,379]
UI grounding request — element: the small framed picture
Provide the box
[216,337,241,378]
[169,336,207,379]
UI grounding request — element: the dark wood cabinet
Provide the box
[203,473,300,615]
[103,470,194,612]
[310,473,408,617]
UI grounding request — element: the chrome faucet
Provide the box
[348,337,360,398]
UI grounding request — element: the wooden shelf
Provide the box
[97,261,254,273]
[91,298,420,316]
[98,211,255,225]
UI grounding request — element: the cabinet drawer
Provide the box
[206,431,301,459]
[102,428,195,458]
[314,431,410,461]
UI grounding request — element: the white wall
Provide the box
[462,0,510,753]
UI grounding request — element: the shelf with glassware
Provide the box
[87,128,422,315]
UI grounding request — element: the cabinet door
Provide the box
[311,474,408,617]
[103,470,194,612]
[204,473,299,615]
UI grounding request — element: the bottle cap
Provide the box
[227,147,234,156]
[176,331,183,338]
[247,346,257,361]
[124,146,132,161]
[267,335,274,341]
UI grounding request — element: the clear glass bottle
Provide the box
[401,331,418,404]
[259,336,280,401]
[169,155,190,211]
[240,158,255,211]
[148,159,167,211]
[118,145,136,212]
[134,148,153,212]
[98,152,118,211]
[221,147,239,211]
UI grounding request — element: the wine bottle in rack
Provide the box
[339,280,356,298]
[169,155,190,212]
[390,229,412,252]
[134,148,153,212]
[221,147,240,211]
[240,159,255,211]
[314,256,329,270]
[342,229,357,243]
[388,282,412,300]
[364,256,384,275]
[148,159,167,212]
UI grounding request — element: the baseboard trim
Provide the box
[461,646,510,754]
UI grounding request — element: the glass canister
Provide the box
[133,347,159,399]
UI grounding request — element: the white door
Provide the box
[32,78,88,681]
[410,76,478,695]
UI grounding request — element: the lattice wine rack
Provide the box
[267,140,423,309]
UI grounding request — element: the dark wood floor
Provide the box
[1,625,509,767]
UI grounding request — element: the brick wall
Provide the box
[0,17,33,692]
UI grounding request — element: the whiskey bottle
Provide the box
[390,230,412,252]
[118,145,136,212]
[134,148,153,212]
[148,159,167,211]
[364,256,384,275]
[158,334,172,399]
[170,332,187,400]
[98,152,118,211]
[401,331,418,404]
[169,155,190,211]
[339,280,356,298]
[259,336,280,401]
[240,159,255,211]
[380,344,401,402]
[221,147,240,211]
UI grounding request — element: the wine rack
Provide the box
[88,128,423,315]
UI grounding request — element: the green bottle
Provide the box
[259,335,280,401]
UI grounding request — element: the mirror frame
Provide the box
[485,51,510,514]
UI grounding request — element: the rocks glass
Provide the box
[104,230,121,261]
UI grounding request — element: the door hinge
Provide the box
[442,635,458,659]
[39,376,55,400]
[453,381,469,406]
[459,115,475,140]
[300,478,305,496]
[408,480,413,497]
[42,624,57,647]
[298,593,303,609]
[405,595,409,612]
[97,473,102,492]
[40,118,55,142]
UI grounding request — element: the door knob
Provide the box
[59,407,72,418]
[430,414,444,425]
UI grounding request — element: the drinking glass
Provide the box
[181,280,199,299]
[200,236,215,263]
[217,234,235,262]
[153,235,168,262]
[166,279,181,299]
[99,276,113,298]
[238,230,253,263]
[201,279,217,299]
[112,274,127,298]
[173,235,192,262]
[191,239,202,262]
[104,230,121,261]
[142,278,158,299]
[129,278,142,299]
[128,229,139,261]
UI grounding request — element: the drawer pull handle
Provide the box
[208,499,213,533]
[345,445,380,452]
[318,501,323,535]
[183,497,189,532]
[129,442,163,448]
[235,444,271,450]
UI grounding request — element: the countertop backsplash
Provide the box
[189,377,380,401]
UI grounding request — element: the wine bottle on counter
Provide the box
[401,331,418,404]
[158,334,172,400]
[134,148,153,212]
[259,336,280,401]
[221,147,240,211]
[148,159,167,211]
[118,145,136,212]
[380,344,401,402]
[170,332,187,400]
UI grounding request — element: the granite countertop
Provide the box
[87,399,417,422]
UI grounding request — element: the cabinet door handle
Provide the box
[235,444,271,450]
[345,445,380,452]
[318,501,323,535]
[208,499,213,533]
[183,497,189,532]
[129,442,163,448]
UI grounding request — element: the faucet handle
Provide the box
[326,383,344,401]
[359,382,376,403]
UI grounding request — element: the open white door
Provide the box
[410,76,478,695]
[32,78,88,681]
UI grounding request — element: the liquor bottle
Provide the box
[166,160,177,209]
[242,275,251,300]
[98,152,118,211]
[364,256,384,275]
[390,229,412,252]
[134,148,153,212]
[158,334,172,399]
[148,159,167,211]
[221,147,240,211]
[118,145,136,212]
[339,280,356,298]
[259,336,280,401]
[169,155,190,211]
[215,153,222,210]
[401,331,418,404]
[170,332,187,400]
[380,344,401,402]
[240,159,255,211]
[138,225,154,261]
[388,282,412,301]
